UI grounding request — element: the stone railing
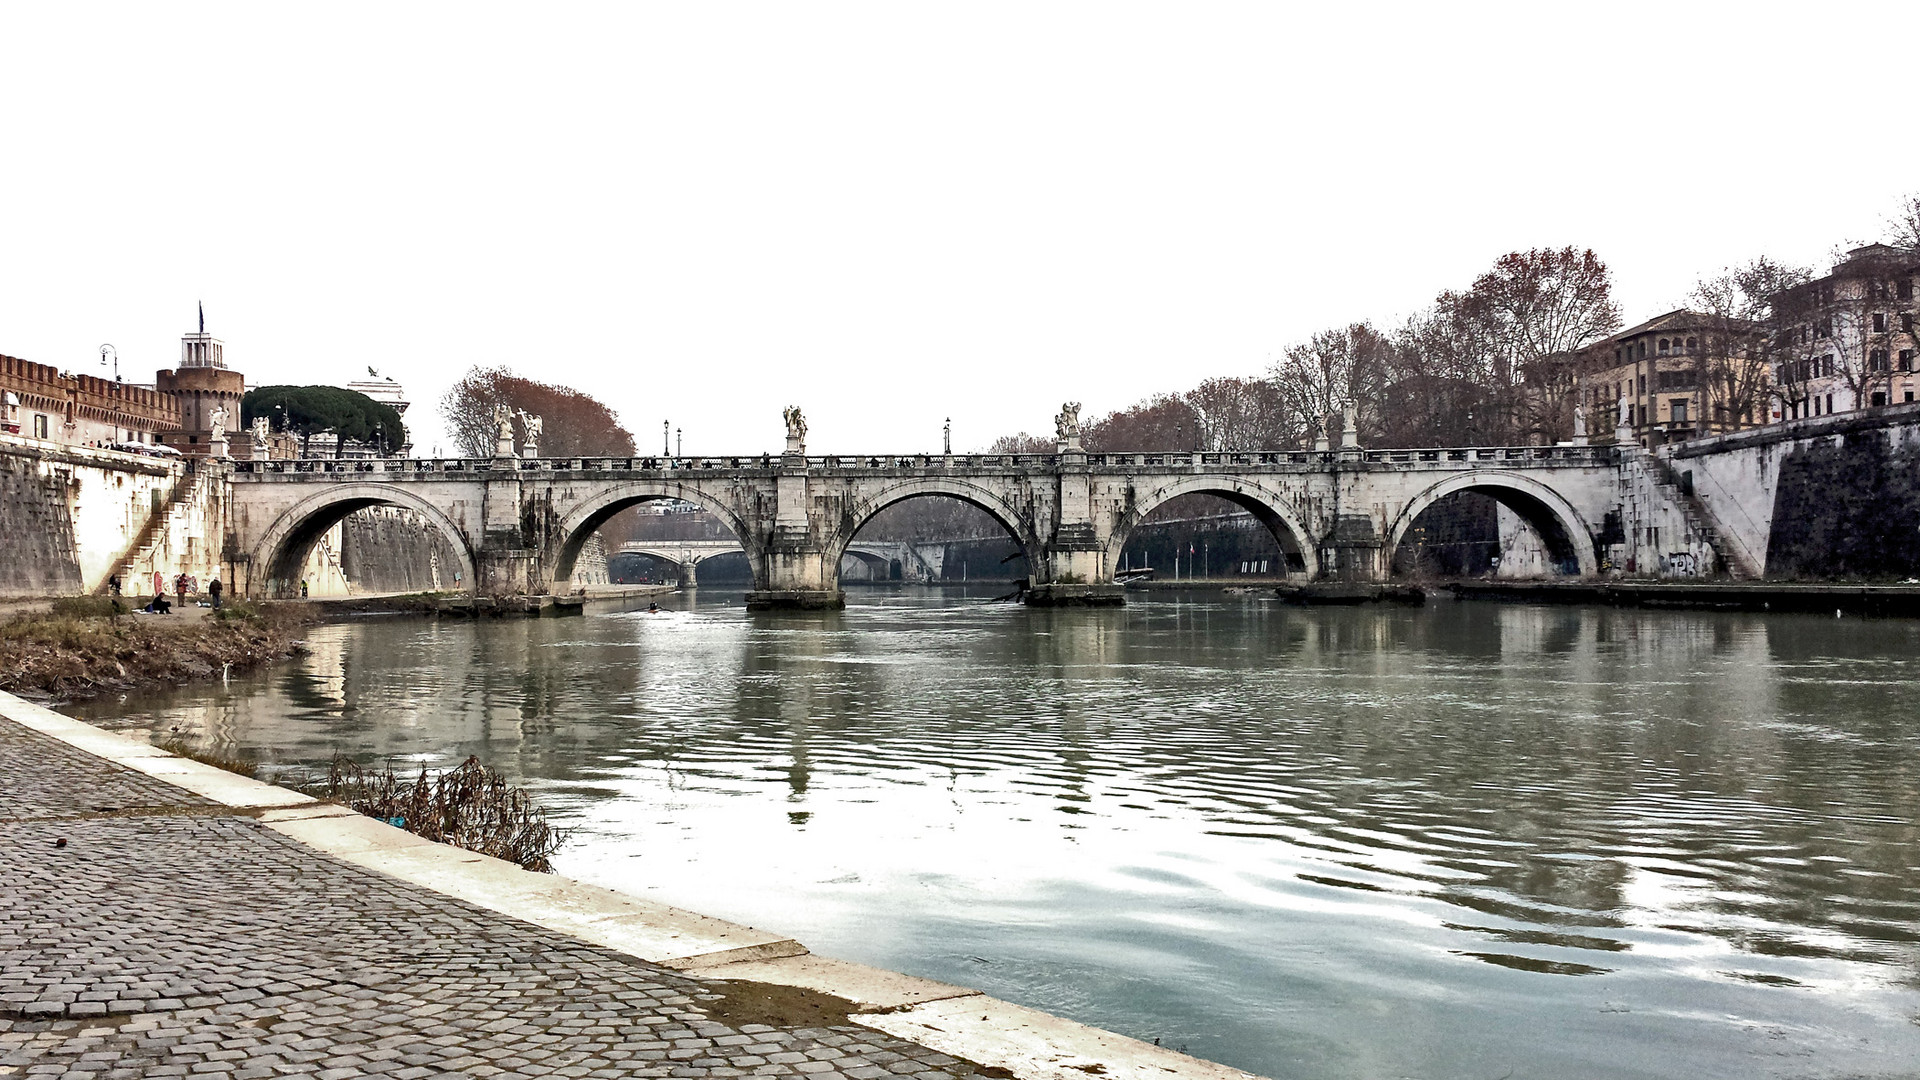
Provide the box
[230,443,1616,477]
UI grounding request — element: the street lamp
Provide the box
[676,427,682,457]
[99,344,119,382]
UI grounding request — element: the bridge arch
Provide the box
[840,546,897,581]
[550,480,759,590]
[249,484,477,597]
[829,478,1039,577]
[1384,471,1598,579]
[1108,475,1319,579]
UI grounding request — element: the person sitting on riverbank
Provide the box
[144,594,172,614]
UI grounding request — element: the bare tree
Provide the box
[1885,191,1920,248]
[1690,257,1813,433]
[1083,393,1202,452]
[1184,376,1297,451]
[984,432,1055,455]
[1269,323,1394,447]
[1452,248,1622,444]
[439,366,637,459]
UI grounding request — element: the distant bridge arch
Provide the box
[550,479,758,590]
[828,477,1039,573]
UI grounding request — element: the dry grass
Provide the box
[308,756,568,873]
[0,602,315,698]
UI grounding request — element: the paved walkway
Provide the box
[0,716,978,1080]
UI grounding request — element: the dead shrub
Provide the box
[310,756,567,872]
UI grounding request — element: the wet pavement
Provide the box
[0,716,981,1080]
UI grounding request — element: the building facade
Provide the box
[1573,310,1771,447]
[0,353,180,449]
[1769,244,1920,421]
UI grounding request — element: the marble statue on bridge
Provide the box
[783,406,807,454]
[518,411,543,459]
[1055,402,1082,452]
[493,405,514,457]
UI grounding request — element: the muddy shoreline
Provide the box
[0,600,323,702]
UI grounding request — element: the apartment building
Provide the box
[1769,244,1920,421]
[1572,310,1771,447]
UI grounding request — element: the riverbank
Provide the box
[1447,579,1920,615]
[0,600,317,701]
[0,690,1261,1080]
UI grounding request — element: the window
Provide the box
[32,414,48,439]
[1686,337,1698,353]
[1827,393,1834,413]
[1872,392,1888,407]
[1638,374,1646,395]
[1902,349,1914,371]
[1671,399,1689,424]
[1904,314,1915,333]
[1871,349,1890,372]
[1873,313,1888,333]
[1659,338,1671,354]
[1638,342,1648,359]
[1823,354,1835,377]
[1816,318,1832,339]
[1900,279,1914,300]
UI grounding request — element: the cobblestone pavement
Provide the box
[0,717,980,1079]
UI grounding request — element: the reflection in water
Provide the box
[76,591,1920,1080]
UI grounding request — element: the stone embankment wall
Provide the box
[316,511,608,596]
[1670,403,1920,578]
[0,437,225,598]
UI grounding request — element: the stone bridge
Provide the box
[224,431,1627,607]
[613,539,928,585]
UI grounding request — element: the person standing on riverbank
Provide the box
[208,578,223,610]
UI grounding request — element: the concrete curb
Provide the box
[0,690,1264,1080]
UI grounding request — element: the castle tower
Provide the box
[155,304,246,458]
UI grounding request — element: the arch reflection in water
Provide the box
[77,591,1920,1080]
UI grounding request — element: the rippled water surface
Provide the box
[78,590,1920,1078]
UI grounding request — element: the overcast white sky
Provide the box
[4,3,1917,455]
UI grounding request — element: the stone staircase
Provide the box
[1645,454,1758,579]
[96,466,210,595]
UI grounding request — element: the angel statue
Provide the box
[783,406,807,442]
[1054,402,1082,442]
[209,405,228,441]
[493,403,513,442]
[520,411,543,447]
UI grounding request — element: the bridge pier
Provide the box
[745,529,845,610]
[679,559,698,589]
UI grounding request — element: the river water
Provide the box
[75,589,1920,1079]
